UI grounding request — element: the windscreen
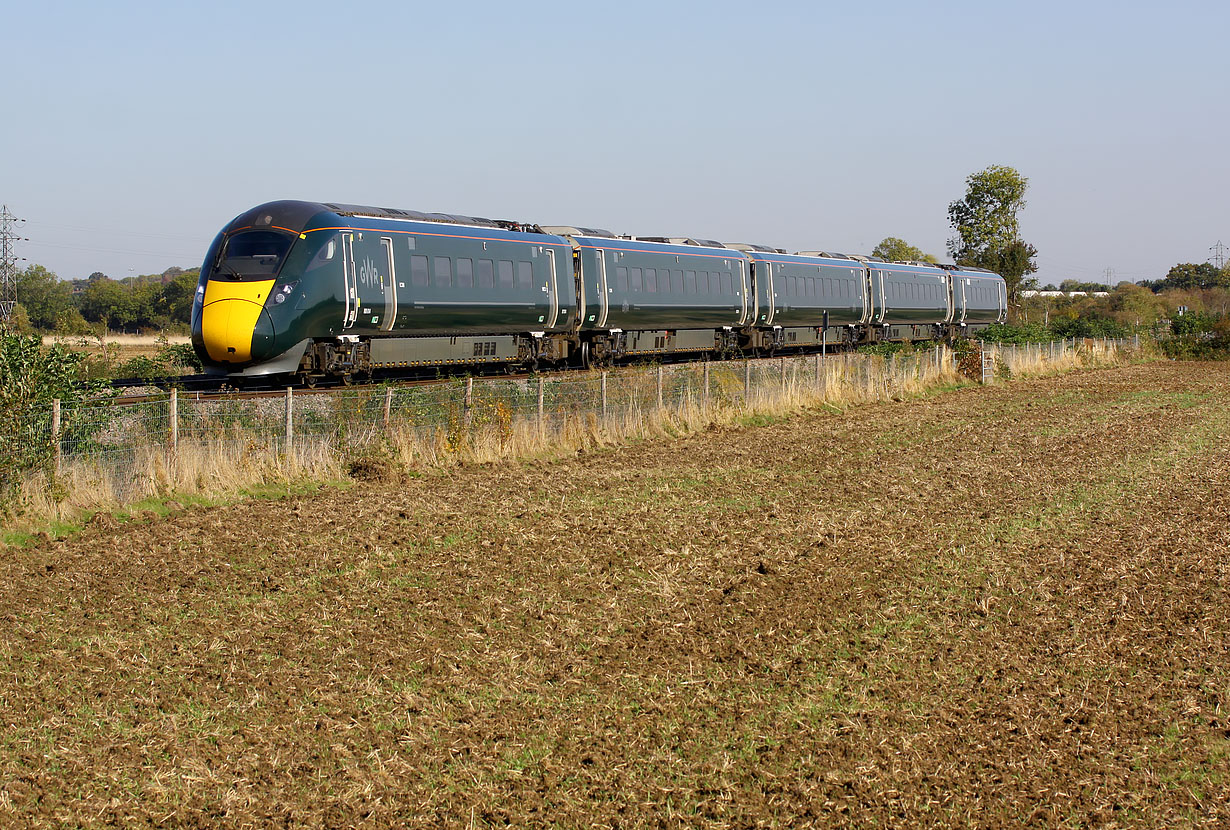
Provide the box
[217,230,294,278]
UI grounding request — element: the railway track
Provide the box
[107,344,868,405]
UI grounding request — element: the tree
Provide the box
[871,237,937,264]
[1154,262,1227,292]
[14,265,74,330]
[947,165,1038,303]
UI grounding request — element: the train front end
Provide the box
[192,201,329,376]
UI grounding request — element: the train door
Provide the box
[595,248,609,327]
[737,260,749,325]
[545,248,560,328]
[379,238,398,331]
[956,277,969,324]
[341,233,358,330]
[349,234,395,330]
[762,262,776,324]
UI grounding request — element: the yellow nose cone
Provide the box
[200,279,275,363]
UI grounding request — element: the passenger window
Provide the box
[630,267,643,292]
[645,268,657,293]
[477,259,494,289]
[455,258,471,288]
[722,272,732,295]
[517,261,533,290]
[616,266,628,292]
[709,272,720,294]
[498,260,514,289]
[435,257,453,288]
[411,255,428,287]
[685,270,696,293]
[672,269,683,293]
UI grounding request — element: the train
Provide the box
[191,200,1007,383]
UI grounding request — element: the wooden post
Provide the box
[383,386,393,432]
[537,376,545,432]
[464,377,474,430]
[815,353,821,392]
[51,398,61,476]
[779,356,787,389]
[284,387,294,455]
[744,359,751,401]
[169,387,178,462]
[657,364,663,410]
[601,371,608,418]
[703,361,710,409]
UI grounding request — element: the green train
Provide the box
[192,200,1007,383]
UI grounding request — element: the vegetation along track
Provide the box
[3,361,1229,827]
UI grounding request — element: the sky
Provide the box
[1,0,1228,287]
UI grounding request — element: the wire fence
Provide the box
[12,337,1141,507]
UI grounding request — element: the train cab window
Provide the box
[671,269,683,293]
[477,259,494,289]
[616,266,628,292]
[411,255,429,288]
[630,267,643,292]
[517,261,533,290]
[218,230,294,278]
[435,257,453,288]
[498,260,514,289]
[645,268,657,293]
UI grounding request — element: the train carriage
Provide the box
[551,231,751,362]
[948,265,1008,333]
[736,247,869,351]
[194,201,577,380]
[865,260,952,340]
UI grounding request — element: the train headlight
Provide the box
[274,293,286,304]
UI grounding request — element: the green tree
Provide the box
[947,165,1038,304]
[0,333,113,504]
[14,265,74,330]
[1155,262,1226,292]
[77,277,138,330]
[871,237,937,264]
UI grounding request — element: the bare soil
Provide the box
[2,362,1229,828]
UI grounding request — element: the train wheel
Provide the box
[340,373,353,386]
[300,373,317,388]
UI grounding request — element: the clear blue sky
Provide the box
[2,0,1227,287]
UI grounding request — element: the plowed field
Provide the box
[3,362,1229,827]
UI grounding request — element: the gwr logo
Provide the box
[358,256,383,289]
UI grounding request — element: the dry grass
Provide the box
[5,342,1139,537]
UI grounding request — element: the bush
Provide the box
[0,334,114,506]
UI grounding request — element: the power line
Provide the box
[0,205,28,323]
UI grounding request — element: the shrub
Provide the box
[0,334,114,506]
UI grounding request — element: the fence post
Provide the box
[464,377,474,430]
[169,387,178,464]
[285,387,294,455]
[815,353,822,392]
[779,356,787,390]
[744,359,751,401]
[657,364,663,410]
[601,372,608,418]
[383,386,393,432]
[703,361,710,409]
[537,376,545,433]
[51,398,61,476]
